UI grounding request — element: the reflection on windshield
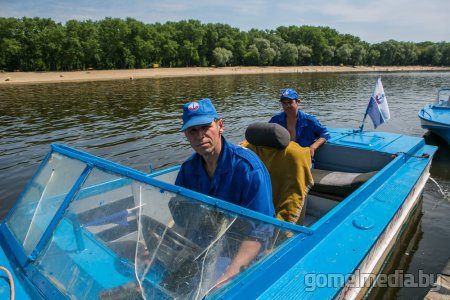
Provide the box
[134,196,286,299]
[10,154,296,299]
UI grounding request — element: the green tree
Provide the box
[0,38,21,70]
[232,34,247,65]
[61,20,84,70]
[244,44,260,65]
[0,17,448,71]
[336,44,353,65]
[402,42,419,65]
[175,20,205,66]
[424,45,442,65]
[0,18,22,70]
[351,44,367,65]
[297,44,313,65]
[98,18,133,69]
[19,17,60,71]
[367,48,381,65]
[261,47,276,65]
[125,18,157,68]
[179,40,199,67]
[279,43,298,65]
[75,20,101,69]
[439,43,450,65]
[212,47,233,66]
[322,45,335,65]
[250,38,276,65]
[374,40,406,66]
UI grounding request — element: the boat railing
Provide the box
[420,107,433,119]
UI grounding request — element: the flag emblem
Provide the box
[374,93,385,104]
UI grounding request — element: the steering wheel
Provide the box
[140,215,201,270]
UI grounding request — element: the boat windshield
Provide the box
[436,88,450,107]
[5,149,297,299]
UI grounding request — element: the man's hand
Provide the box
[214,240,261,288]
[309,137,327,158]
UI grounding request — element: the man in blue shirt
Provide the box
[175,98,275,285]
[269,88,330,158]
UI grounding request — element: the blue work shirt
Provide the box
[175,137,274,218]
[269,110,330,147]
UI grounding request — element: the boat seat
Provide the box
[241,123,313,225]
[310,168,378,201]
[242,123,378,206]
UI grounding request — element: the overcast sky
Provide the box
[1,0,449,43]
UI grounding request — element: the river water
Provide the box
[0,71,449,299]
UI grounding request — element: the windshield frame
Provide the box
[0,143,313,299]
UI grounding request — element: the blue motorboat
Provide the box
[419,88,450,145]
[0,128,437,299]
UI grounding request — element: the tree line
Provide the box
[1,17,449,71]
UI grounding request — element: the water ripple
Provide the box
[1,72,450,212]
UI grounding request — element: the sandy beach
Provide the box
[1,65,450,85]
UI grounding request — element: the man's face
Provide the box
[184,119,224,156]
[281,99,299,114]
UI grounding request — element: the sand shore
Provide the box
[1,65,450,85]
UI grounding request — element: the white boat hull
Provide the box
[338,165,430,299]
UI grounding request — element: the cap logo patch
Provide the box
[188,102,200,112]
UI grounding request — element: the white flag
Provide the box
[365,77,390,128]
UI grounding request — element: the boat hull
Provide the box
[338,164,430,299]
[419,105,450,144]
[0,129,438,300]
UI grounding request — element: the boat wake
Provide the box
[429,177,450,205]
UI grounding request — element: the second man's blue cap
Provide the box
[280,88,299,101]
[181,98,220,131]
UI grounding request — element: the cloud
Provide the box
[275,0,450,42]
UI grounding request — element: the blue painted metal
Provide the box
[0,246,38,300]
[219,143,435,299]
[352,215,375,230]
[0,223,29,266]
[418,88,450,144]
[148,165,181,177]
[0,129,437,300]
[23,263,67,300]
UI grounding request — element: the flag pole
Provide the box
[358,111,368,132]
[358,96,372,133]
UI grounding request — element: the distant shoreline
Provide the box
[1,66,450,85]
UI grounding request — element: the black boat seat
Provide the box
[310,169,378,201]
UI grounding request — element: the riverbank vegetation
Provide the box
[1,17,449,71]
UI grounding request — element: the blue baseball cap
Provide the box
[181,98,220,131]
[280,88,299,101]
